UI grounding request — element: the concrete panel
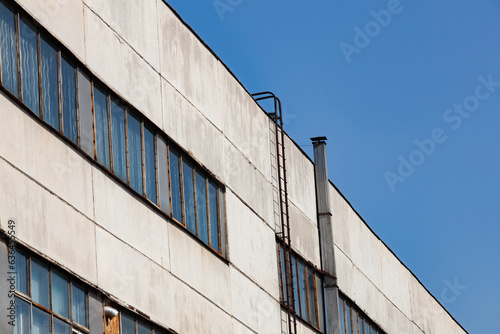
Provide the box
[92,167,170,270]
[219,66,270,177]
[84,0,159,71]
[285,135,317,222]
[289,202,321,268]
[230,267,281,334]
[17,0,85,61]
[171,274,232,334]
[0,92,94,219]
[330,184,353,258]
[157,1,222,130]
[224,140,274,226]
[296,321,319,334]
[0,159,98,284]
[226,189,279,298]
[84,8,162,129]
[95,227,176,328]
[380,244,412,318]
[168,222,231,312]
[161,78,224,179]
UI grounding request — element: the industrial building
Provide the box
[0,0,467,333]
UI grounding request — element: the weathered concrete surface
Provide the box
[93,166,170,270]
[226,189,279,299]
[84,6,162,129]
[0,158,98,285]
[84,0,160,71]
[0,92,94,220]
[17,0,85,62]
[288,202,321,268]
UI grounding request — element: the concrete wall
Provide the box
[0,0,466,333]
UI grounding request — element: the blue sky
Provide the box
[165,1,499,332]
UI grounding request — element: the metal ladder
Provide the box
[252,92,297,334]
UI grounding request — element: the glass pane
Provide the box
[279,245,286,303]
[316,275,325,332]
[53,317,70,334]
[208,182,218,251]
[169,148,182,222]
[158,137,170,214]
[346,304,352,334]
[138,321,151,334]
[371,327,377,334]
[358,314,364,334]
[121,313,135,334]
[14,297,30,334]
[0,0,18,97]
[298,260,308,322]
[72,285,86,327]
[144,127,156,203]
[292,255,300,313]
[218,189,226,256]
[31,260,49,308]
[196,170,208,243]
[15,251,27,294]
[40,37,59,130]
[61,56,76,144]
[77,69,93,156]
[51,271,69,318]
[339,297,345,334]
[33,307,51,334]
[183,159,195,234]
[308,268,318,327]
[127,112,142,194]
[111,98,126,181]
[20,19,39,114]
[94,86,110,169]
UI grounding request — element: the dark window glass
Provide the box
[346,304,352,334]
[339,297,345,334]
[308,268,318,327]
[110,98,126,182]
[208,182,219,251]
[138,321,151,334]
[218,190,226,255]
[292,255,300,313]
[157,137,170,214]
[316,274,325,332]
[94,86,110,169]
[279,245,287,303]
[127,112,142,194]
[53,318,70,334]
[51,271,69,319]
[121,313,135,334]
[196,170,208,243]
[14,297,30,334]
[183,159,195,234]
[61,56,76,144]
[15,251,27,294]
[144,126,156,203]
[358,314,364,334]
[19,19,39,114]
[33,306,50,334]
[31,260,49,308]
[77,69,93,157]
[298,260,308,322]
[0,1,18,97]
[72,285,86,327]
[40,37,59,130]
[169,148,182,222]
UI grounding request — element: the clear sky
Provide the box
[164,1,499,332]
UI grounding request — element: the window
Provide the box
[19,18,39,114]
[15,251,27,294]
[111,97,127,182]
[61,56,77,144]
[128,111,142,194]
[13,251,90,334]
[120,311,165,334]
[40,36,59,130]
[94,85,110,169]
[169,147,182,222]
[144,126,157,203]
[277,243,325,331]
[339,294,385,334]
[0,0,18,97]
[0,0,227,258]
